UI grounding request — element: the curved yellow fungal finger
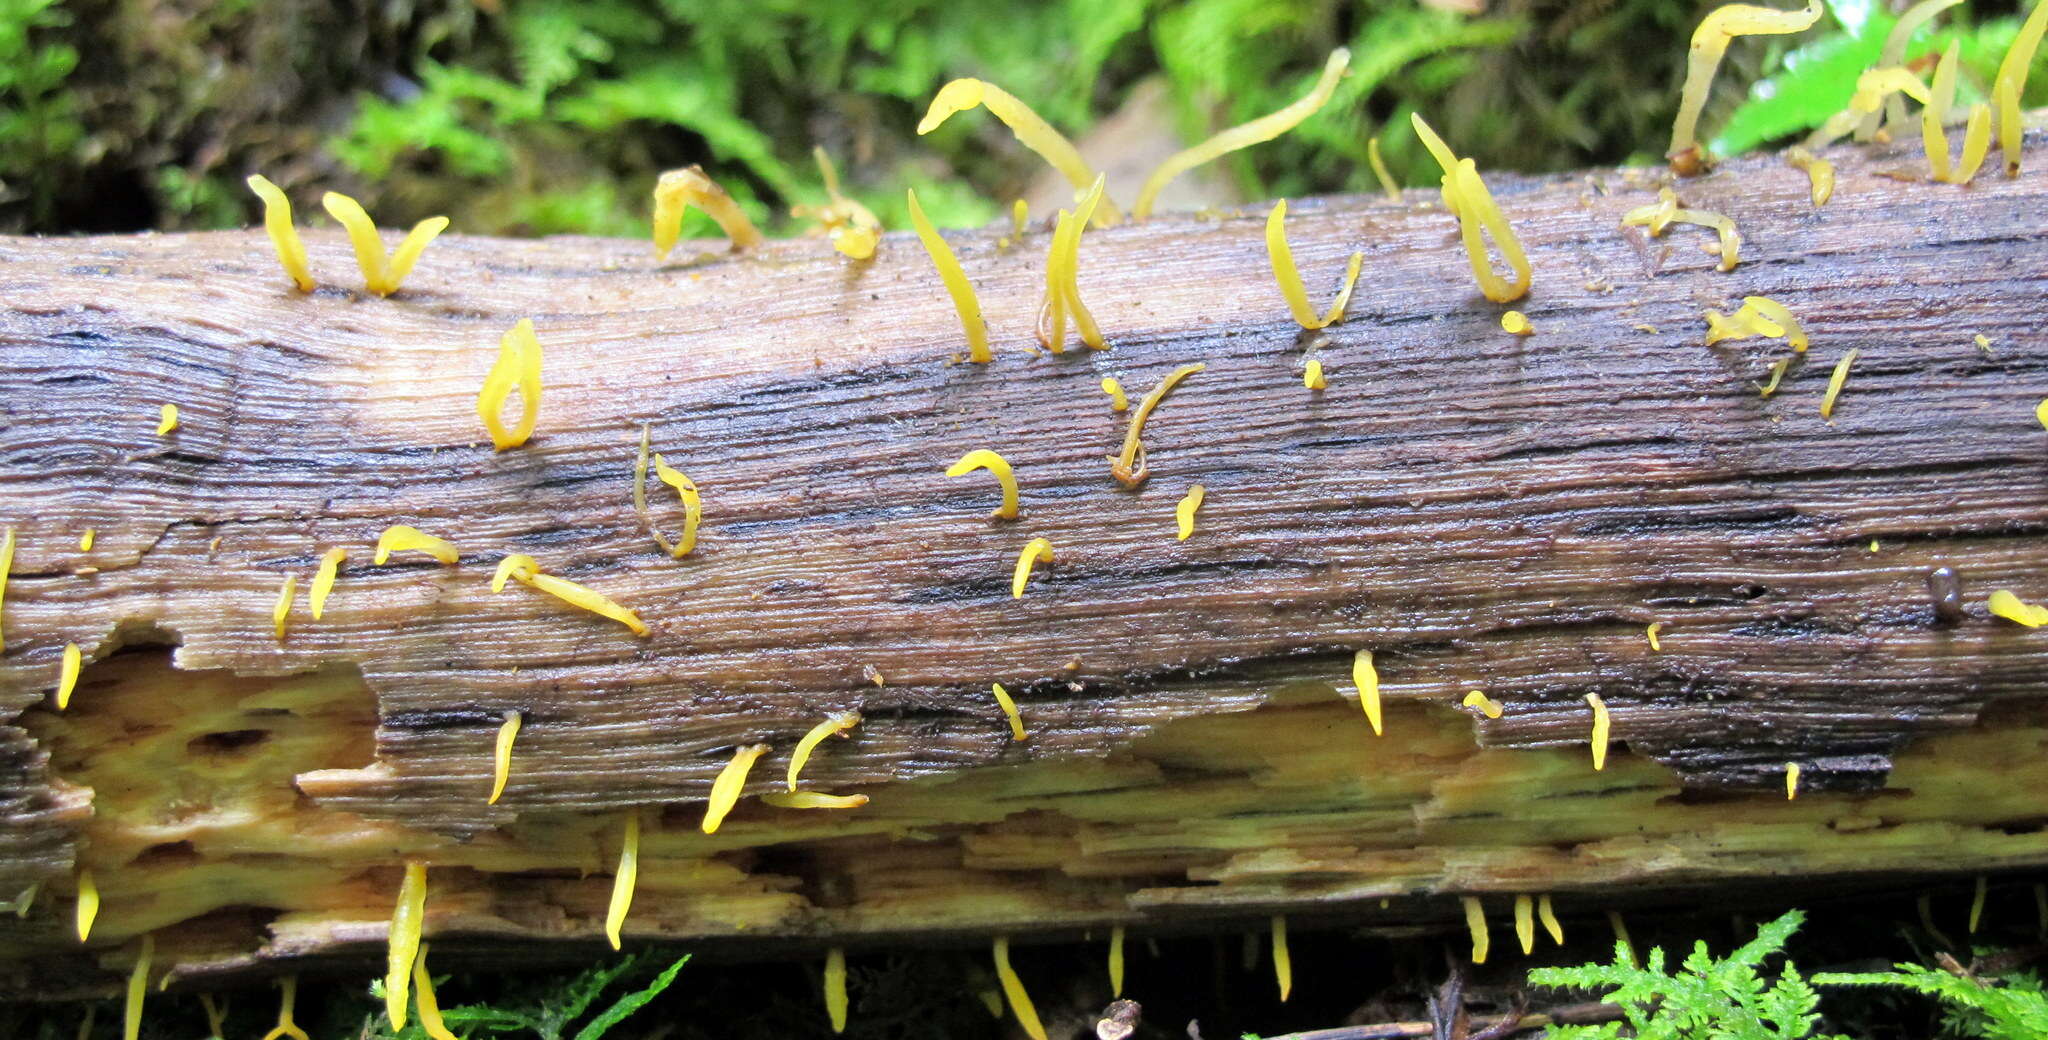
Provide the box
[272,574,297,642]
[788,711,862,792]
[490,554,539,593]
[1669,1,1823,168]
[1369,136,1401,202]
[322,191,445,297]
[1501,311,1532,335]
[1996,76,2023,179]
[1924,41,1961,182]
[1758,358,1792,397]
[1514,894,1536,955]
[488,710,521,805]
[824,947,849,1034]
[761,791,869,809]
[1537,894,1565,945]
[1060,175,1108,348]
[1303,359,1326,390]
[947,450,1021,520]
[919,80,1119,226]
[1970,875,1988,934]
[1136,48,1350,219]
[259,976,310,1040]
[79,528,93,552]
[1264,200,1364,330]
[652,165,763,257]
[1917,892,1954,947]
[907,189,991,364]
[1820,348,1860,421]
[1175,485,1205,541]
[703,743,769,834]
[992,937,1049,1040]
[477,319,543,451]
[492,555,648,636]
[1412,115,1531,302]
[245,175,314,292]
[991,682,1028,741]
[1953,104,1993,185]
[1012,538,1053,599]
[1645,622,1662,651]
[831,225,879,260]
[1101,377,1128,411]
[56,642,81,711]
[2037,398,2048,430]
[75,867,97,942]
[1988,589,2048,627]
[156,404,179,436]
[1666,206,1741,270]
[633,426,676,557]
[0,527,10,653]
[309,547,347,620]
[1585,692,1611,770]
[1354,649,1382,735]
[1111,363,1206,488]
[412,944,458,1040]
[1741,297,1806,352]
[385,862,427,1031]
[1039,209,1070,354]
[1270,915,1292,1002]
[1108,925,1126,998]
[1461,690,1502,719]
[1994,0,2048,177]
[1786,761,1802,800]
[123,934,152,1040]
[1873,0,1965,141]
[1608,910,1636,967]
[374,525,459,566]
[1621,188,1680,234]
[1784,147,1834,207]
[1462,895,1489,964]
[652,453,703,556]
[383,218,450,296]
[605,813,639,949]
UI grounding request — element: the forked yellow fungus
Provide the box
[1012,539,1053,599]
[1501,311,1532,335]
[1111,363,1206,488]
[272,574,297,641]
[1412,113,1531,302]
[1537,894,1565,945]
[1108,925,1126,998]
[947,450,1021,520]
[1515,894,1536,955]
[1463,896,1490,964]
[1369,136,1402,202]
[386,862,427,1030]
[1101,377,1129,411]
[1175,485,1205,541]
[1646,622,1663,651]
[1806,67,1932,152]
[1586,692,1611,770]
[1871,0,1963,140]
[1923,42,1992,185]
[1784,147,1834,207]
[245,175,314,292]
[1303,359,1326,390]
[156,404,179,436]
[413,944,458,1040]
[1786,762,1802,800]
[907,188,991,364]
[1134,48,1350,220]
[1624,188,1741,271]
[309,547,346,620]
[477,318,543,451]
[374,525,459,566]
[0,527,11,652]
[75,867,97,942]
[1970,875,1988,933]
[992,937,1049,1040]
[1609,910,1637,967]
[260,976,310,1040]
[761,791,869,809]
[1038,174,1109,352]
[488,710,521,805]
[824,947,849,1033]
[1668,1,1823,172]
[704,744,769,834]
[919,79,1119,226]
[1820,348,1860,421]
[123,934,152,1040]
[79,528,93,552]
[1462,690,1502,719]
[788,711,861,791]
[1271,915,1292,1002]
[56,642,81,710]
[1988,589,2048,627]
[652,165,763,257]
[320,192,448,297]
[1265,199,1362,330]
[1994,0,2048,177]
[1354,649,1383,735]
[991,682,1028,741]
[605,813,639,949]
[491,554,649,637]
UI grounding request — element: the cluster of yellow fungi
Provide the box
[247,174,448,296]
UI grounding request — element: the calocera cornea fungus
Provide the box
[704,743,769,834]
[1038,174,1109,352]
[788,711,862,791]
[991,682,1028,741]
[1354,649,1383,735]
[1988,589,2048,626]
[309,547,347,620]
[1786,762,1802,800]
[123,934,152,1040]
[1101,377,1128,411]
[385,862,427,1030]
[488,710,521,805]
[245,175,314,292]
[1646,622,1663,651]
[1623,188,1741,271]
[1501,311,1532,335]
[1175,484,1205,541]
[2035,398,2048,430]
[1462,895,1490,964]
[0,527,11,652]
[1820,348,1860,421]
[1108,925,1126,998]
[1923,41,1993,185]
[947,450,1021,520]
[919,80,1119,226]
[1303,359,1326,390]
[1271,915,1292,1002]
[634,426,704,557]
[1514,894,1536,955]
[652,165,763,257]
[412,943,459,1040]
[992,937,1049,1040]
[1758,358,1793,397]
[1461,690,1502,719]
[491,553,650,637]
[1369,136,1402,202]
[1870,0,1963,141]
[272,574,297,641]
[1806,66,1931,153]
[605,813,639,950]
[261,977,309,1040]
[1011,539,1053,599]
[791,146,882,261]
[1608,911,1638,967]
[1784,147,1835,207]
[477,319,543,451]
[1411,113,1532,302]
[55,642,81,710]
[1970,875,1989,933]
[79,528,93,552]
[375,525,459,566]
[74,867,97,941]
[824,947,849,1034]
[156,404,179,436]
[1537,894,1565,944]
[1994,0,2048,177]
[1110,362,1206,488]
[1265,199,1363,330]
[761,791,869,809]
[906,188,991,364]
[1668,1,1824,173]
[320,192,448,297]
[1585,692,1611,770]
[1134,48,1350,220]
[1917,893,1954,947]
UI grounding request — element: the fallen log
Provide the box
[1,130,2046,998]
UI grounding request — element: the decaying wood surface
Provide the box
[1,130,2047,994]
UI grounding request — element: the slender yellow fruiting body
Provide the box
[652,166,762,257]
[123,934,152,1040]
[1271,915,1292,1002]
[1820,348,1860,421]
[1988,589,2048,627]
[245,175,315,292]
[1011,199,1030,241]
[919,80,1120,226]
[788,711,862,791]
[1869,0,1964,140]
[992,937,1049,1040]
[56,642,81,710]
[795,146,882,260]
[1135,49,1350,219]
[488,711,521,805]
[272,574,296,641]
[761,791,869,809]
[1462,690,1502,719]
[412,944,458,1040]
[75,868,97,942]
[1175,485,1205,541]
[1514,895,1536,955]
[1108,925,1126,998]
[605,813,639,950]
[1101,377,1128,411]
[1918,893,1954,947]
[1784,147,1834,206]
[259,976,309,1040]
[2038,398,2048,429]
[1997,77,2023,178]
[0,527,10,653]
[1265,199,1364,330]
[1925,41,1960,182]
[991,683,1028,741]
[1462,896,1490,964]
[309,547,346,620]
[1994,0,2048,177]
[79,528,93,552]
[1501,311,1532,335]
[1759,358,1792,397]
[1625,188,1741,270]
[1742,297,1808,352]
[1609,910,1637,967]
[1646,623,1662,651]
[1586,692,1611,770]
[156,404,179,436]
[386,862,427,1031]
[491,554,649,636]
[1786,762,1802,799]
[1412,114,1531,302]
[1111,363,1206,487]
[320,192,447,296]
[1038,174,1109,352]
[1012,539,1053,599]
[906,189,991,364]
[374,525,459,566]
[491,554,539,592]
[1537,894,1565,945]
[1807,66,1933,151]
[1369,136,1401,202]
[704,744,769,834]
[633,425,703,558]
[1303,359,1325,390]
[1354,649,1382,735]
[947,450,1021,520]
[824,947,849,1034]
[477,319,543,451]
[1669,1,1823,168]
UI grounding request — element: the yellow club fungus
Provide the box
[1134,48,1350,220]
[1101,377,1128,411]
[55,642,81,710]
[1038,174,1109,353]
[1515,894,1536,955]
[1806,66,1932,152]
[761,791,869,809]
[991,682,1028,741]
[320,192,447,297]
[0,527,10,652]
[947,450,1021,520]
[309,547,346,620]
[978,987,1005,1019]
[1624,188,1742,271]
[1012,539,1053,599]
[788,711,861,791]
[1265,199,1363,330]
[992,937,1049,1040]
[1759,358,1792,397]
[1411,113,1531,302]
[605,813,639,950]
[1970,875,1988,934]
[1668,1,1823,172]
[1784,147,1835,207]
[824,947,849,1034]
[1609,911,1637,967]
[1501,311,1532,335]
[1303,359,1326,390]
[652,165,763,257]
[906,188,991,364]
[653,453,703,557]
[1988,589,2048,627]
[1994,0,2048,177]
[1538,894,1565,945]
[2038,397,2048,429]
[1462,690,1502,719]
[413,944,458,1040]
[1462,896,1490,964]
[1786,762,1802,799]
[1175,485,1205,541]
[704,743,769,834]
[1924,42,1993,184]
[75,868,97,942]
[1646,622,1663,651]
[792,147,882,261]
[374,525,459,566]
[477,318,543,451]
[260,977,309,1040]
[1872,0,1964,139]
[1110,362,1206,488]
[79,528,93,552]
[919,79,1119,226]
[1108,925,1126,998]
[1744,297,1808,352]
[488,710,521,805]
[1354,649,1383,735]
[1586,692,1611,770]
[1369,136,1402,203]
[1918,893,1955,947]
[1820,348,1860,421]
[1271,915,1292,1002]
[156,404,179,436]
[385,862,427,1030]
[123,934,152,1040]
[1008,199,1030,244]
[490,554,649,637]
[245,175,314,292]
[272,574,296,641]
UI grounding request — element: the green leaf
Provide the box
[570,956,689,1040]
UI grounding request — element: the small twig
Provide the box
[1252,1003,1621,1040]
